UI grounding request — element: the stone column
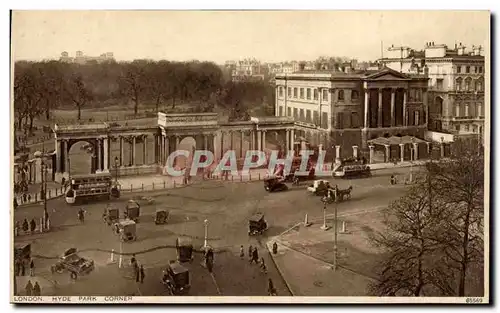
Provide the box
[132,136,136,166]
[239,131,244,158]
[158,135,163,165]
[103,137,109,171]
[120,136,124,166]
[390,89,396,127]
[55,140,60,173]
[352,145,359,158]
[204,135,209,151]
[364,89,369,128]
[175,136,180,151]
[262,130,266,151]
[220,132,224,158]
[290,129,295,154]
[285,129,290,152]
[426,142,431,157]
[165,136,170,161]
[335,145,341,162]
[369,145,375,164]
[413,143,419,160]
[62,140,67,173]
[256,131,262,151]
[440,143,445,158]
[250,131,255,150]
[230,131,234,151]
[97,139,102,171]
[143,135,147,165]
[213,133,218,159]
[403,90,408,126]
[384,145,390,163]
[399,144,404,162]
[377,89,383,127]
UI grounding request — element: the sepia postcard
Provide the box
[10,10,490,304]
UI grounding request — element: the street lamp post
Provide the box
[203,219,209,249]
[333,191,338,271]
[320,199,330,231]
[409,137,415,183]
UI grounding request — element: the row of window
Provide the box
[277,86,359,102]
[278,106,329,129]
[455,124,483,133]
[455,103,483,117]
[455,77,483,92]
[456,65,483,74]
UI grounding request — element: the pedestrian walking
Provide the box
[21,260,26,276]
[70,271,78,280]
[139,265,145,283]
[23,193,27,203]
[131,254,137,267]
[272,242,278,254]
[25,280,33,296]
[30,259,35,276]
[248,245,253,262]
[267,278,277,296]
[27,194,31,202]
[44,209,49,229]
[260,257,267,274]
[239,245,245,259]
[33,282,41,296]
[30,218,36,233]
[135,264,140,282]
[251,247,259,264]
[22,219,29,233]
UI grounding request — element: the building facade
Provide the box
[231,58,266,82]
[379,42,485,136]
[60,51,115,64]
[275,68,429,159]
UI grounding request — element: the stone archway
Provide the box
[67,140,97,175]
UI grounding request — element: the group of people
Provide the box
[24,280,42,296]
[15,258,35,277]
[239,245,277,296]
[15,210,50,235]
[130,254,146,284]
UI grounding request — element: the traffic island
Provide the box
[266,210,386,296]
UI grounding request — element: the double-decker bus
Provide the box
[65,173,118,205]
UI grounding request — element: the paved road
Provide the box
[13,166,419,296]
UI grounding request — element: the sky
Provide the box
[11,10,490,64]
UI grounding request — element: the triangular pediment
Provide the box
[364,67,410,80]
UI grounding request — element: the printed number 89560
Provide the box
[466,298,483,304]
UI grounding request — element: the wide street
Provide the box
[13,166,420,297]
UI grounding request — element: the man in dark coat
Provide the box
[22,219,29,232]
[139,265,145,283]
[30,219,36,233]
[268,278,276,295]
[248,245,253,262]
[25,280,33,296]
[135,264,140,282]
[30,259,35,276]
[251,247,259,264]
[33,282,41,296]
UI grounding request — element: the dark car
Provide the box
[175,237,194,263]
[264,176,288,192]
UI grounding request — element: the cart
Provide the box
[103,206,120,225]
[114,220,137,242]
[248,213,268,235]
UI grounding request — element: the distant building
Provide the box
[230,58,266,82]
[59,51,115,64]
[379,42,485,136]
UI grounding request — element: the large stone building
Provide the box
[274,66,429,160]
[379,42,485,136]
[60,51,115,64]
[230,58,266,82]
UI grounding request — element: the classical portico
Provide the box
[361,69,429,151]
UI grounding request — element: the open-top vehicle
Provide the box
[248,213,268,235]
[333,164,371,179]
[161,261,191,295]
[51,248,94,275]
[307,179,332,196]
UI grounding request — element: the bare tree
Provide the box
[426,138,484,296]
[64,74,93,120]
[369,182,445,296]
[119,60,147,115]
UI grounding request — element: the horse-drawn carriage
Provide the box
[308,180,353,202]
